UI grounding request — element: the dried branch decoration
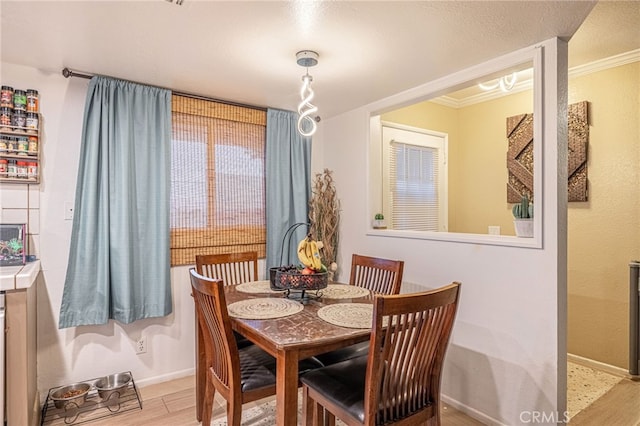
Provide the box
[309,169,340,280]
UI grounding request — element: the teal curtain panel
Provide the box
[265,109,312,272]
[59,76,172,328]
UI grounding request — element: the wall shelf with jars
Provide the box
[0,86,40,183]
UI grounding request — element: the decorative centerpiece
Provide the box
[512,194,533,237]
[272,235,328,293]
[309,169,340,281]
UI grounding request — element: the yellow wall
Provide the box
[456,92,533,234]
[567,62,640,368]
[381,90,533,235]
[382,62,639,368]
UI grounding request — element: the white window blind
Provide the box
[390,141,440,231]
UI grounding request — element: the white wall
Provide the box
[320,38,568,425]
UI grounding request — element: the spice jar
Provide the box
[0,86,13,108]
[6,137,16,152]
[28,136,38,154]
[0,107,12,129]
[13,89,26,111]
[26,112,38,133]
[27,161,38,179]
[16,160,27,178]
[26,89,39,112]
[0,159,7,177]
[11,110,26,131]
[17,136,29,155]
[0,136,8,152]
[7,159,17,178]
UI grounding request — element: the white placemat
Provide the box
[227,298,303,320]
[235,280,282,294]
[320,284,370,299]
[317,303,374,329]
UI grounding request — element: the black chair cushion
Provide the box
[239,345,324,392]
[300,354,368,423]
[315,341,369,366]
[233,331,254,349]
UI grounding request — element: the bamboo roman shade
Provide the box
[170,95,267,266]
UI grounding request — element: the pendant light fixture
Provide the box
[296,50,319,137]
[478,72,518,92]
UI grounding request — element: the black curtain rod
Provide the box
[61,67,268,112]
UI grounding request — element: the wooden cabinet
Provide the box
[3,261,40,426]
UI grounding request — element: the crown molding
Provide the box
[569,48,640,79]
[431,49,640,108]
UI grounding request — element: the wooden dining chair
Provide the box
[196,251,259,351]
[189,269,322,426]
[349,253,404,295]
[315,254,404,366]
[193,251,258,421]
[301,282,461,426]
[196,251,259,286]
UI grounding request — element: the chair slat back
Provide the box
[350,254,404,295]
[189,268,241,394]
[365,282,461,425]
[196,251,258,285]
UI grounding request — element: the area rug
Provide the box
[210,399,280,426]
[567,361,623,419]
[210,391,346,426]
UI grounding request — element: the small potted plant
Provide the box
[512,194,533,237]
[372,213,386,229]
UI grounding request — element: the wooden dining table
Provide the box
[194,281,374,426]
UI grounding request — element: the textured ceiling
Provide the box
[1,1,636,120]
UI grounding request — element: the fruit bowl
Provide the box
[269,266,287,290]
[274,268,328,291]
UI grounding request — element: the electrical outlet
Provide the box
[64,201,74,220]
[488,225,501,235]
[136,336,147,354]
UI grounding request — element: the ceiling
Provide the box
[1,1,638,120]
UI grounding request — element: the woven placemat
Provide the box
[227,298,303,320]
[317,303,374,329]
[320,284,370,299]
[235,280,281,294]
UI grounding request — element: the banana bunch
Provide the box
[297,236,323,272]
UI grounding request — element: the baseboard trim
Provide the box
[134,367,195,388]
[567,353,631,378]
[441,393,507,426]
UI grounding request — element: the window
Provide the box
[170,95,266,266]
[382,123,448,232]
[369,44,544,247]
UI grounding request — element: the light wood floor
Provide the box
[79,375,482,426]
[569,377,640,425]
[68,373,640,425]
